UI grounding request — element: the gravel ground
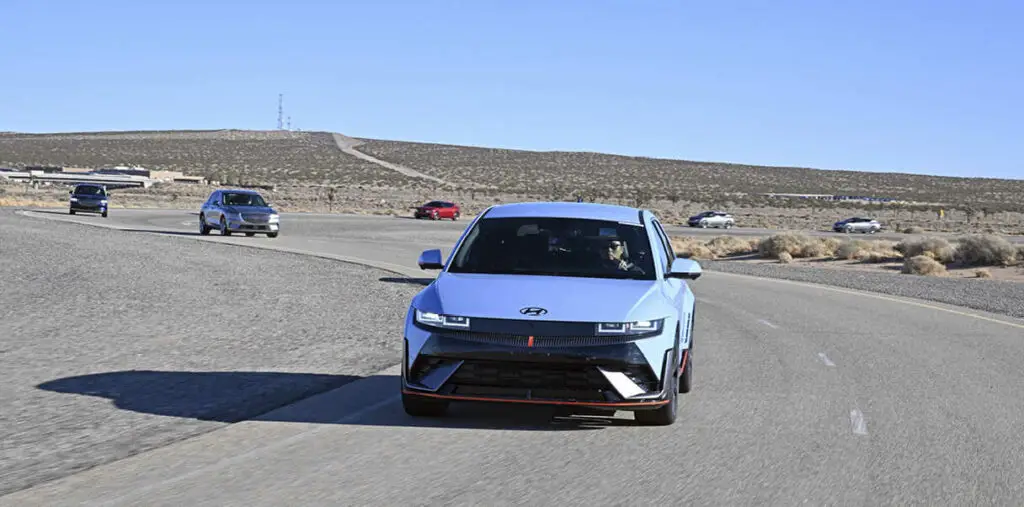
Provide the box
[703,259,1024,320]
[0,209,421,496]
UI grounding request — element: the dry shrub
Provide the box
[759,233,813,258]
[1018,245,1024,262]
[799,237,840,258]
[895,237,955,263]
[953,235,1018,267]
[902,226,925,234]
[834,239,901,262]
[706,236,758,257]
[835,240,869,260]
[670,235,758,260]
[670,237,716,260]
[902,255,947,276]
[778,252,793,264]
[975,269,992,279]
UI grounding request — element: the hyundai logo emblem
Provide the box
[520,307,548,316]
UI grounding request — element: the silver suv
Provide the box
[687,211,735,229]
[833,217,881,234]
[199,189,280,237]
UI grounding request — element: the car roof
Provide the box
[482,201,645,225]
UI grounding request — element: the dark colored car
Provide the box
[413,201,460,220]
[69,184,109,217]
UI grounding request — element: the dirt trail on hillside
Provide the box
[332,133,447,185]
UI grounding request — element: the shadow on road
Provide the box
[119,228,203,237]
[37,370,634,431]
[378,276,434,286]
[27,209,78,216]
[38,370,361,423]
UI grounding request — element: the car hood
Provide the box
[420,272,669,323]
[73,194,106,199]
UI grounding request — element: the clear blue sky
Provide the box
[1,0,1021,179]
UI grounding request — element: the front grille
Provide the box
[449,360,611,391]
[242,213,270,223]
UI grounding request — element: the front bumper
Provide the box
[70,201,107,213]
[401,324,677,410]
[226,220,279,233]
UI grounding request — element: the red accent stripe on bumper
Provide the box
[402,390,669,408]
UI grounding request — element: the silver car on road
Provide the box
[687,211,735,229]
[833,217,881,234]
[199,189,280,237]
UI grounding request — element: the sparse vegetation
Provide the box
[895,237,956,263]
[3,129,1024,232]
[353,138,1024,210]
[953,235,1019,267]
[902,255,947,276]
[670,236,759,260]
[758,234,839,259]
[670,232,1021,283]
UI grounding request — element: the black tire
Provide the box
[432,210,439,220]
[199,214,210,235]
[267,232,279,238]
[678,347,692,394]
[69,209,75,215]
[634,363,678,426]
[220,217,231,236]
[102,211,108,218]
[680,313,694,393]
[402,392,448,417]
[245,232,255,237]
[452,211,460,221]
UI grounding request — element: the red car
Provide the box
[412,200,460,220]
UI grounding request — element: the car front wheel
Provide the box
[634,351,679,426]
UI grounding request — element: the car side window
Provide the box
[650,219,674,272]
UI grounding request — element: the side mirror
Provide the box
[667,257,702,280]
[418,249,444,270]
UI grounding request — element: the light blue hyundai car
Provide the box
[401,201,702,425]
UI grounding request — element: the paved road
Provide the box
[4,208,1024,506]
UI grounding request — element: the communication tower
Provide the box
[277,94,284,130]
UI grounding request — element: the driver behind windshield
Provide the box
[598,237,635,272]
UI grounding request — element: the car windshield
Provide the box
[74,186,105,196]
[223,192,267,206]
[447,216,656,280]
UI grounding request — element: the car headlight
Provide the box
[100,200,108,204]
[70,197,78,202]
[269,213,280,223]
[596,318,665,335]
[414,309,470,329]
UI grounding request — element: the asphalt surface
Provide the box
[3,208,1024,506]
